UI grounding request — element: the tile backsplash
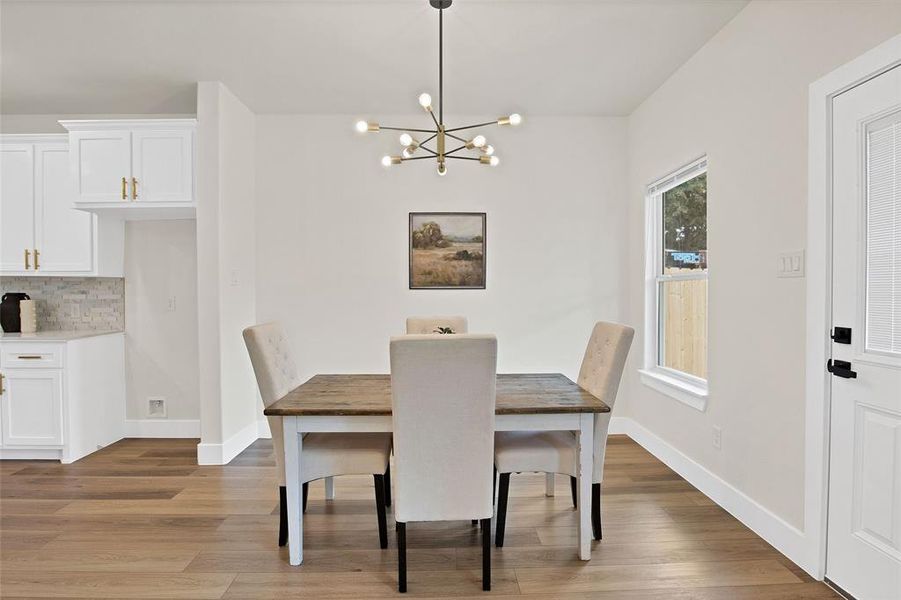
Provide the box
[0,277,124,331]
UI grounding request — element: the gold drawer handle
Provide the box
[24,248,30,270]
[122,177,127,200]
[33,248,40,270]
[132,177,138,200]
[0,373,5,395]
[17,355,43,360]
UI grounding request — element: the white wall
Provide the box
[196,82,258,464]
[255,116,628,382]
[124,220,199,422]
[622,0,901,536]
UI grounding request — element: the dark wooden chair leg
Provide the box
[278,485,288,547]
[570,476,578,508]
[481,517,491,591]
[592,483,602,541]
[397,522,407,593]
[302,482,308,513]
[383,464,392,508]
[374,474,388,549]
[495,473,511,547]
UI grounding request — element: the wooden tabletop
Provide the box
[264,373,610,416]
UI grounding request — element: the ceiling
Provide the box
[0,0,747,116]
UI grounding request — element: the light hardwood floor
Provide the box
[0,435,837,599]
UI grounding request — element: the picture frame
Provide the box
[409,212,487,289]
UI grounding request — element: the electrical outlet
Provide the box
[148,397,167,418]
[712,426,722,450]
[167,296,177,312]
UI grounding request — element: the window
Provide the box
[641,157,708,409]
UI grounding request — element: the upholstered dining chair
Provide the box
[390,334,497,593]
[493,321,634,546]
[243,322,393,549]
[405,315,468,335]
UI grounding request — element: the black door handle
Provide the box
[827,359,857,379]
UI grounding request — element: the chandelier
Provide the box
[355,0,522,176]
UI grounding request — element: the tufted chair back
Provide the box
[576,321,635,483]
[243,322,303,486]
[405,316,469,335]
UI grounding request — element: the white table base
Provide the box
[282,412,594,566]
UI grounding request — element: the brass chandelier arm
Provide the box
[445,155,481,161]
[400,155,436,162]
[445,132,470,144]
[380,126,438,134]
[418,146,439,156]
[444,120,498,133]
[420,133,438,146]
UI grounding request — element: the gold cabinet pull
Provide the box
[122,177,127,200]
[132,177,138,200]
[24,248,30,270]
[0,373,5,395]
[33,248,40,270]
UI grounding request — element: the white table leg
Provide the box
[283,416,303,566]
[577,412,594,561]
[545,473,555,497]
[324,476,335,500]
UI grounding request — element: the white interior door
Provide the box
[34,142,94,273]
[0,144,35,272]
[828,64,901,600]
[70,130,131,202]
[131,129,193,202]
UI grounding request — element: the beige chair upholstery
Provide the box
[243,322,393,549]
[405,316,468,335]
[244,322,392,485]
[494,321,634,483]
[390,334,497,592]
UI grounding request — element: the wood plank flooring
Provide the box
[0,436,837,599]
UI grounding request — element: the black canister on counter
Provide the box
[1,293,31,333]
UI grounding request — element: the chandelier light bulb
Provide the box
[355,120,368,133]
[419,93,432,110]
[402,147,415,158]
[482,145,495,156]
[490,155,500,166]
[509,113,522,126]
[399,133,413,147]
[382,155,403,167]
[437,162,447,176]
[472,135,487,148]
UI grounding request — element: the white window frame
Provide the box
[639,156,709,411]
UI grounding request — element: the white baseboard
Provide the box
[0,448,62,461]
[125,419,201,438]
[196,420,260,465]
[609,416,813,577]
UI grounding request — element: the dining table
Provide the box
[264,372,610,566]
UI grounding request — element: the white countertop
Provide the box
[0,330,124,342]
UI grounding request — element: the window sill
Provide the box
[638,369,708,412]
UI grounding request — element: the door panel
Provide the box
[828,64,901,600]
[34,143,94,273]
[131,129,193,202]
[70,130,130,202]
[0,144,35,272]
[0,369,63,446]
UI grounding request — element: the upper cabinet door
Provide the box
[131,129,193,202]
[0,144,35,273]
[34,143,93,273]
[69,130,131,203]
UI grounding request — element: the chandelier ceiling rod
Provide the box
[354,0,521,176]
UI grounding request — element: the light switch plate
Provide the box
[777,250,805,278]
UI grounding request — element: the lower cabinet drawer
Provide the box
[0,344,64,369]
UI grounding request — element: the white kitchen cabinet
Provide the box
[0,332,125,463]
[61,119,196,219]
[0,135,123,277]
[0,368,63,446]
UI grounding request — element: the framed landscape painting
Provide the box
[409,212,486,289]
